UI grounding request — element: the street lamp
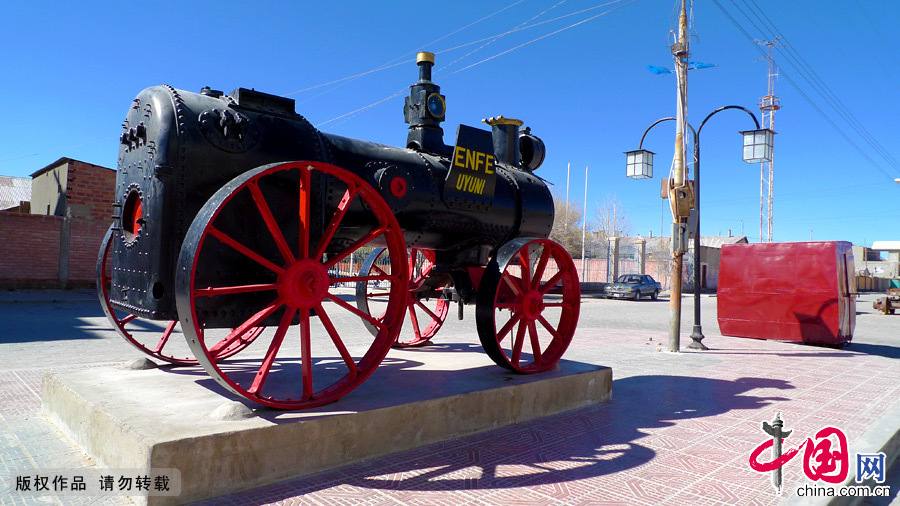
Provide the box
[625,149,654,179]
[740,128,775,163]
[629,105,768,351]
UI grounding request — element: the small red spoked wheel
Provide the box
[96,227,263,365]
[176,161,408,409]
[476,238,580,373]
[356,247,450,347]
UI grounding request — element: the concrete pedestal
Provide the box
[42,346,611,505]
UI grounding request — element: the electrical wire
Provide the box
[739,0,900,170]
[440,0,569,73]
[712,0,897,181]
[286,0,629,98]
[451,2,631,74]
[315,0,636,127]
[282,0,527,97]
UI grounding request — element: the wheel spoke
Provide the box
[299,310,313,400]
[372,265,390,277]
[248,181,295,264]
[208,301,281,356]
[327,293,386,330]
[528,322,542,366]
[407,304,423,341]
[325,226,387,268]
[153,320,178,353]
[414,299,442,323]
[539,270,565,295]
[511,322,527,366]
[194,283,277,298]
[502,273,522,297]
[316,304,358,377]
[537,314,562,341]
[248,308,295,395]
[531,247,551,288]
[314,186,359,260]
[496,313,521,343]
[299,167,311,259]
[209,226,285,274]
[119,314,137,325]
[518,249,531,291]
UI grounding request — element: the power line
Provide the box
[284,0,628,98]
[315,0,635,127]
[282,0,527,96]
[711,0,897,181]
[726,0,898,176]
[740,0,900,171]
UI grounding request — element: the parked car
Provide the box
[604,274,661,300]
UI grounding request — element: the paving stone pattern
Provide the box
[0,294,898,505]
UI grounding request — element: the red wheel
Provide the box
[96,227,263,365]
[175,161,408,409]
[476,238,580,373]
[356,247,450,347]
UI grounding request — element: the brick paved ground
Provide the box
[0,292,898,505]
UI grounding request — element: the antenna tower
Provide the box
[756,38,780,242]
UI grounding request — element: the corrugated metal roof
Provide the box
[0,176,32,210]
[700,236,749,248]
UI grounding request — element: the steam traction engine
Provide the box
[98,52,580,409]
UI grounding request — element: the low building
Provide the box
[0,157,115,288]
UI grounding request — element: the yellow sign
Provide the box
[451,146,494,195]
[444,124,497,201]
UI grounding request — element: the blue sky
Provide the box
[1,1,898,245]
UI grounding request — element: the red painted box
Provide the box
[717,241,856,346]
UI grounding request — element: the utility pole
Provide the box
[757,38,781,242]
[667,0,691,353]
[580,165,589,276]
[565,161,571,225]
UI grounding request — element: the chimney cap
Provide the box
[483,115,523,127]
[416,52,435,64]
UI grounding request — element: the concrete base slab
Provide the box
[41,345,611,505]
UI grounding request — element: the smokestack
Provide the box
[483,116,522,166]
[417,52,434,82]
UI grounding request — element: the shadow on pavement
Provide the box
[225,374,793,497]
[842,342,900,360]
[0,301,151,343]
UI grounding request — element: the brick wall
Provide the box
[65,161,116,222]
[0,213,63,287]
[68,220,109,282]
[1,160,115,288]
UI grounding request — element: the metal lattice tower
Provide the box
[756,38,780,242]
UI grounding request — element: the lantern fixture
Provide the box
[625,149,654,179]
[740,128,774,163]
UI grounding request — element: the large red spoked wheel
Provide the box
[175,161,408,409]
[476,238,580,373]
[356,247,450,347]
[97,227,263,365]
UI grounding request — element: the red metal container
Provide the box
[717,241,856,346]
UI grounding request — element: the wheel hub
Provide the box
[521,290,544,320]
[278,259,330,307]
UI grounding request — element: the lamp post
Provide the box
[628,107,772,351]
